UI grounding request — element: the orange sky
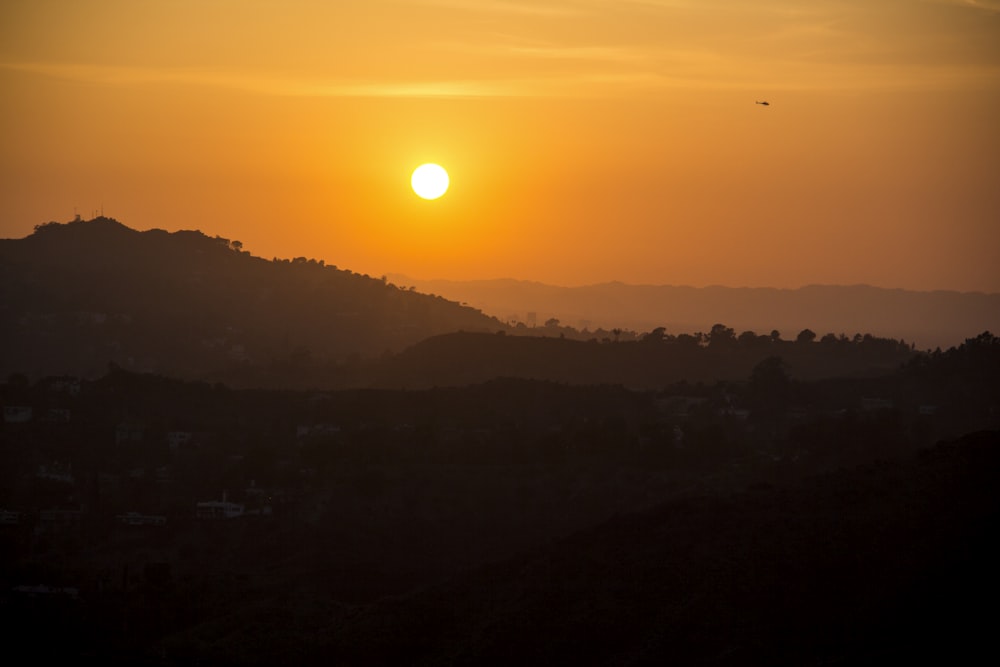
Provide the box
[2,0,999,291]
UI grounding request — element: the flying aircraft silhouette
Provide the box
[755,100,770,106]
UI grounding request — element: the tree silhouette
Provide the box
[796,329,817,344]
[747,355,791,421]
[643,327,666,344]
[708,324,736,349]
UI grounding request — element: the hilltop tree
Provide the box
[796,329,817,344]
[643,327,667,344]
[747,356,791,421]
[708,324,736,349]
[675,333,700,348]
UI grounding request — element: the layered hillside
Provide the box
[370,329,917,389]
[392,277,1000,351]
[0,217,505,383]
[309,429,999,666]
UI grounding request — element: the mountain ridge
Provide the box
[0,217,985,389]
[0,217,505,382]
[388,275,1000,351]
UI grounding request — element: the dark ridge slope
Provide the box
[0,217,504,383]
[396,277,1000,351]
[373,330,916,389]
[312,430,999,666]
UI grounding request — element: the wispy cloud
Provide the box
[938,0,1000,11]
[413,0,584,17]
[0,61,520,98]
[434,37,651,64]
[1,60,701,98]
[5,38,998,102]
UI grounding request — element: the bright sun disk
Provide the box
[411,163,449,200]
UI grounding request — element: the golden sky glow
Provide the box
[2,0,998,291]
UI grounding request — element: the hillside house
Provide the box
[116,512,167,527]
[116,421,145,445]
[167,430,193,451]
[38,508,85,532]
[0,509,22,525]
[36,462,74,484]
[196,495,245,519]
[3,406,32,423]
[44,408,71,423]
[861,397,894,411]
[41,376,81,396]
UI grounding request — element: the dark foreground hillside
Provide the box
[5,425,993,665]
[194,430,1000,667]
[1,334,997,664]
[370,329,916,389]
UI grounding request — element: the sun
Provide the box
[411,163,449,200]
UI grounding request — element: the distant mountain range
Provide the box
[389,276,1000,352]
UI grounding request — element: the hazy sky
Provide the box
[2,0,998,291]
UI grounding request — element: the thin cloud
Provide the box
[0,61,518,98]
[414,0,583,17]
[940,0,1000,11]
[4,48,997,101]
[434,38,651,64]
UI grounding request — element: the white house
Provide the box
[167,431,193,451]
[116,512,167,526]
[196,494,244,519]
[3,406,32,423]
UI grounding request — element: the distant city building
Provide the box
[38,508,85,531]
[655,396,707,419]
[167,431,193,450]
[526,312,537,328]
[3,406,32,423]
[196,494,245,519]
[116,512,167,527]
[12,584,79,600]
[37,463,74,484]
[45,408,71,423]
[0,509,22,525]
[860,397,894,411]
[43,376,81,396]
[116,421,145,445]
[296,423,341,439]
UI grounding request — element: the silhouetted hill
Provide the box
[2,348,996,664]
[0,217,505,383]
[390,276,1000,351]
[309,429,1000,665]
[370,329,916,389]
